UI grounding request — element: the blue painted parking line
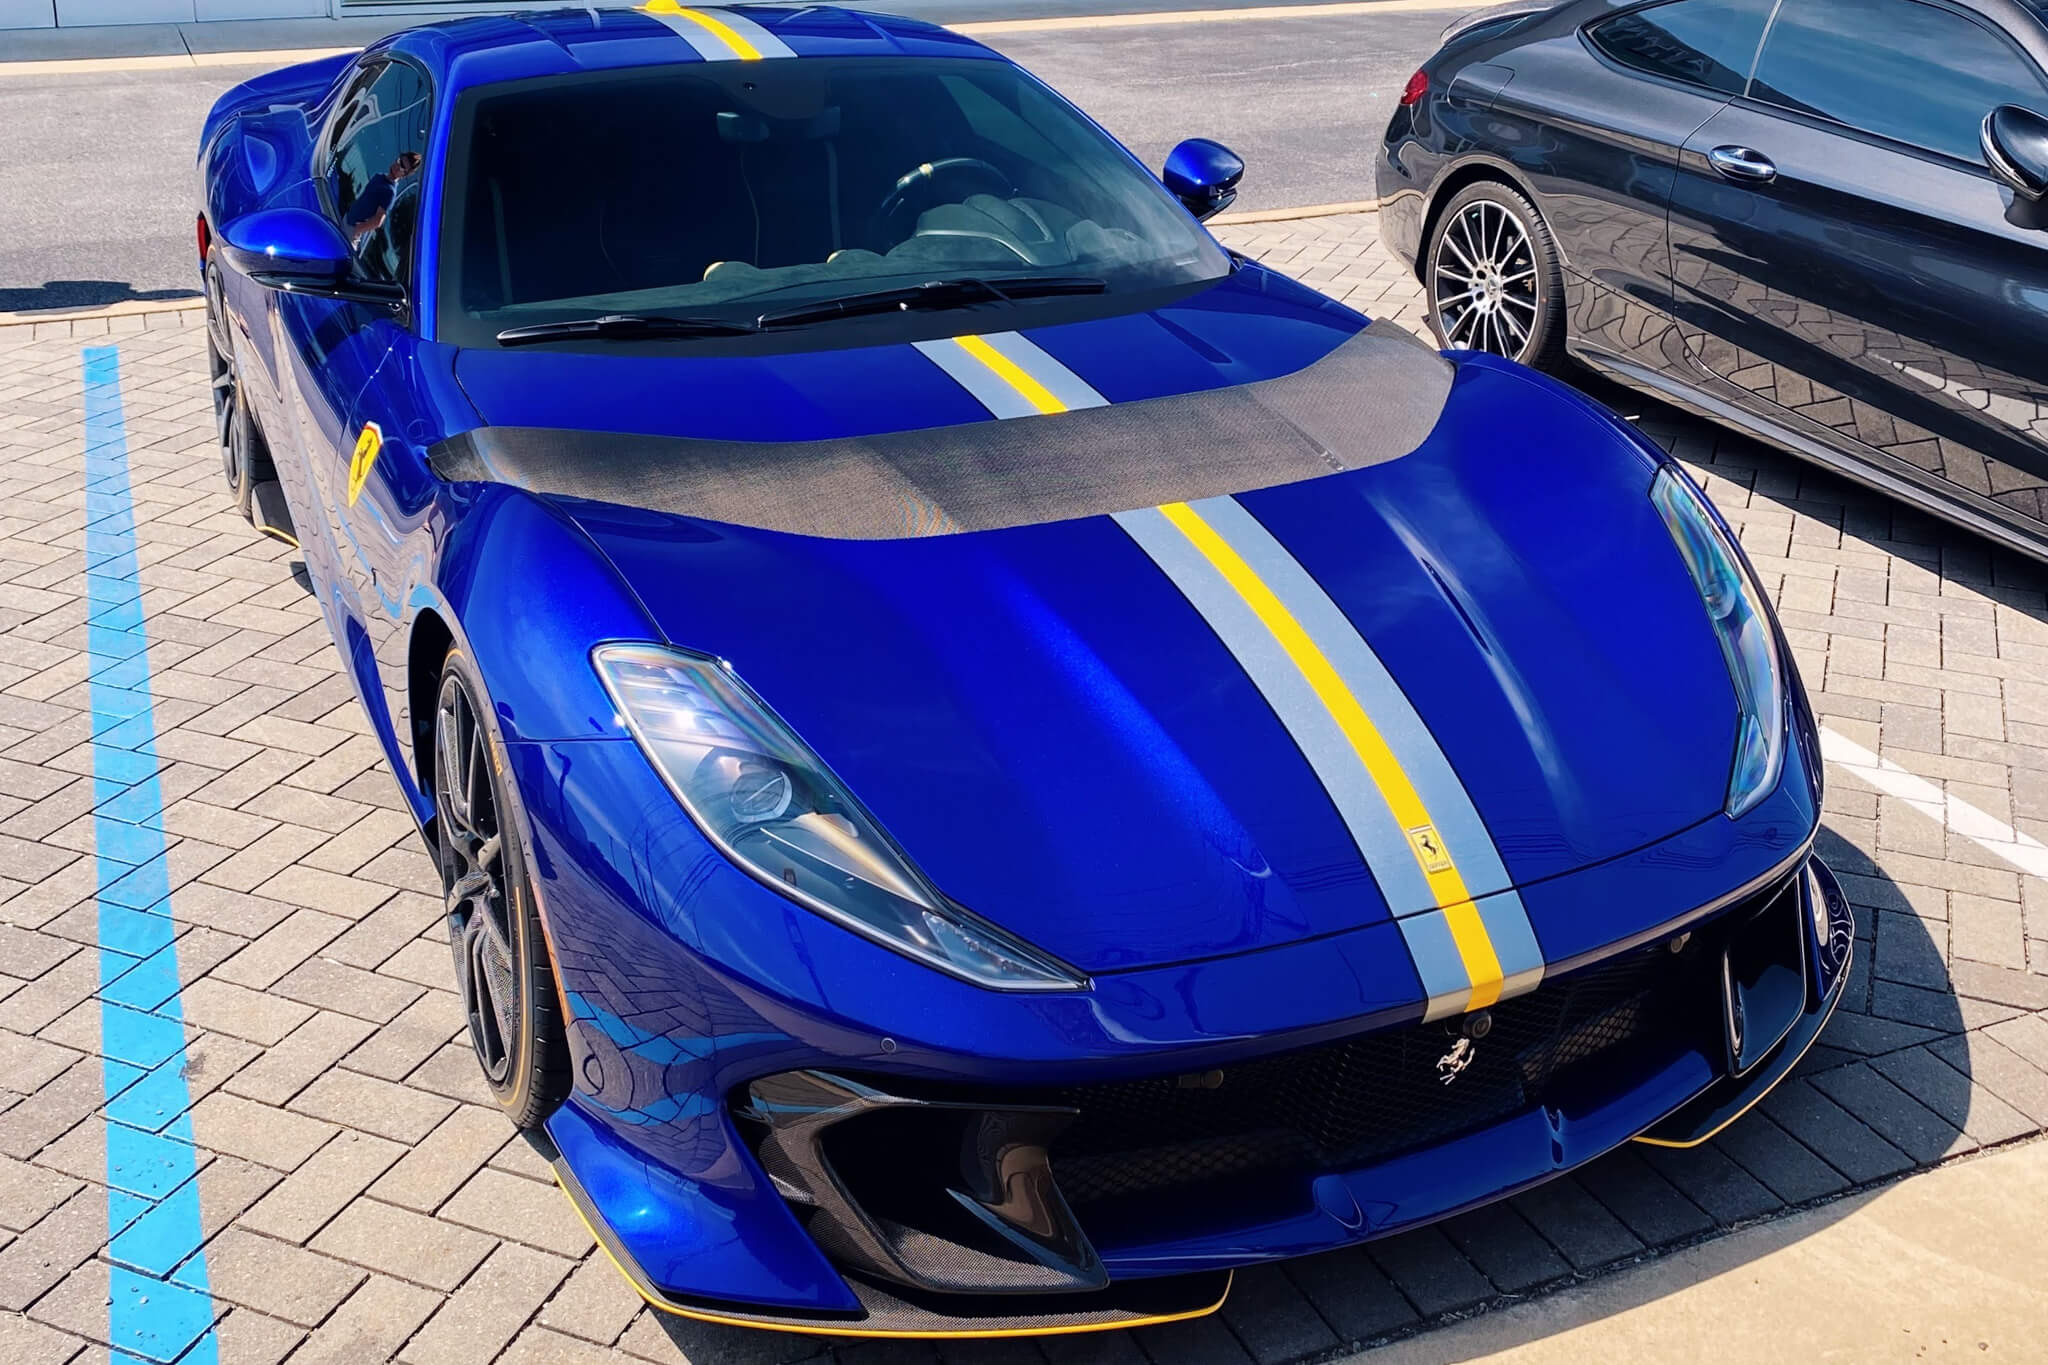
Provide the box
[81,347,221,1365]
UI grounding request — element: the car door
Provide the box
[1666,0,2048,535]
[1489,0,1776,371]
[277,56,432,630]
[310,56,440,745]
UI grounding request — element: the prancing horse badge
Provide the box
[1406,823,1453,874]
[1436,1036,1475,1085]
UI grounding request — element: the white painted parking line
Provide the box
[1822,726,2048,885]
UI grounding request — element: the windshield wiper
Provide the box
[756,275,1107,330]
[494,313,759,346]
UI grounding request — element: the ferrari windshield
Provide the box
[437,57,1232,346]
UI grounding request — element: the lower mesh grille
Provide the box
[1041,927,1724,1207]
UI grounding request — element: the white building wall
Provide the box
[194,0,326,16]
[0,0,331,27]
[0,0,58,28]
[54,0,196,22]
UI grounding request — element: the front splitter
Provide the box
[537,1125,1231,1338]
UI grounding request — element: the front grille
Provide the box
[1041,927,1724,1208]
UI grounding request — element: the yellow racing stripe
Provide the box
[1443,902,1502,1009]
[1155,500,1505,1000]
[952,334,1068,414]
[645,0,763,58]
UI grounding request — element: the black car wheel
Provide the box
[204,260,259,519]
[433,647,570,1129]
[1425,181,1565,371]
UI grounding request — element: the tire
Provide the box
[1423,180,1566,372]
[432,646,570,1129]
[205,259,259,520]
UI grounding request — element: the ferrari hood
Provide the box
[444,337,1740,981]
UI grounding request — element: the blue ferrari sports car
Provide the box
[197,3,1853,1336]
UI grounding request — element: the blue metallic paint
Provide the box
[201,4,1833,1327]
[213,207,356,281]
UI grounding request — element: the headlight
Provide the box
[594,644,1086,991]
[1651,467,1787,818]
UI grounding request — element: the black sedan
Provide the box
[1377,0,2048,560]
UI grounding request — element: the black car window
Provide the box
[1586,0,1778,95]
[326,60,432,285]
[1750,0,2048,162]
[436,57,1230,348]
[320,64,381,178]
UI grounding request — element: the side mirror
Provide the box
[216,207,405,306]
[1983,104,2048,201]
[1162,138,1245,221]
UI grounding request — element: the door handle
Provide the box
[1708,145,1777,183]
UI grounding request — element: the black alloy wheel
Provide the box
[1425,181,1565,371]
[433,648,570,1128]
[205,258,258,519]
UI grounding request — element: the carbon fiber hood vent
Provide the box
[428,323,1452,539]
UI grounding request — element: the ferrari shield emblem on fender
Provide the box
[1406,823,1454,875]
[1436,1036,1475,1085]
[347,422,382,507]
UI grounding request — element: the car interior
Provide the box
[451,61,1192,320]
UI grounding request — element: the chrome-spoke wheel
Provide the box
[436,671,520,1087]
[1430,198,1540,363]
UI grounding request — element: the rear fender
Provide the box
[198,51,356,163]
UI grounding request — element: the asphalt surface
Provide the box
[0,1,1457,311]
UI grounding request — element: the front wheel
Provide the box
[1424,181,1565,371]
[433,648,570,1128]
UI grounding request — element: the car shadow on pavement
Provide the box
[0,279,199,313]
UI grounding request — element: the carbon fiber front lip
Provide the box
[537,1125,1232,1338]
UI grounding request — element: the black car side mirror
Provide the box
[1982,104,2048,201]
[217,207,406,308]
[1163,138,1245,220]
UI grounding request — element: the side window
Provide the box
[326,61,432,284]
[1586,0,1778,96]
[321,64,381,175]
[1750,0,2048,162]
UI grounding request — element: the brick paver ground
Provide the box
[0,210,2045,1364]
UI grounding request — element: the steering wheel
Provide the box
[871,157,1015,239]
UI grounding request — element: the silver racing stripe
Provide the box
[1114,504,1441,920]
[1180,494,1544,999]
[640,3,797,60]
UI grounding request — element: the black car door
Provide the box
[1488,0,1776,371]
[1667,0,2048,536]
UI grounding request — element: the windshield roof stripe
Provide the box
[698,6,800,58]
[639,2,797,60]
[641,6,740,60]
